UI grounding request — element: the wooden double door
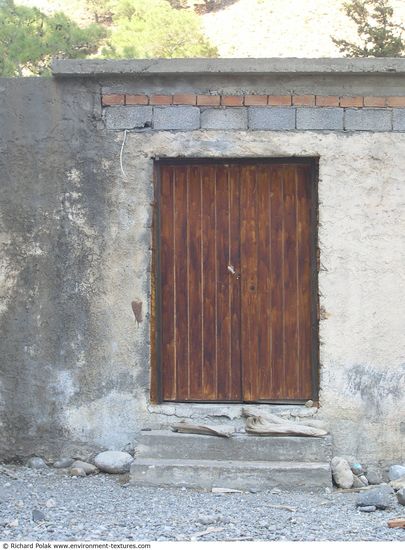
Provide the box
[154,159,318,403]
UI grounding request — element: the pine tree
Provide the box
[333,0,405,57]
[0,0,106,76]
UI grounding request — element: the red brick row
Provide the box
[101,93,405,108]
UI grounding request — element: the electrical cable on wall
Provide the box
[120,129,128,180]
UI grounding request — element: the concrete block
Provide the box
[201,108,247,130]
[130,458,332,491]
[136,431,333,462]
[297,107,343,130]
[393,109,405,131]
[248,107,295,130]
[344,108,392,131]
[153,106,200,130]
[105,106,152,130]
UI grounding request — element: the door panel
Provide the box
[157,160,317,402]
[159,163,242,401]
[240,164,314,401]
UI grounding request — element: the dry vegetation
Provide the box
[15,0,405,57]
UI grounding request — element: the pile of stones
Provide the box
[331,457,405,513]
[27,451,134,477]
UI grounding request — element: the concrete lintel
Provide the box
[51,58,405,78]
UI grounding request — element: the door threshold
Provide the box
[148,402,318,418]
[160,400,313,405]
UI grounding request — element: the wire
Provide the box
[120,129,128,180]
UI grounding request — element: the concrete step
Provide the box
[136,430,333,463]
[130,458,332,491]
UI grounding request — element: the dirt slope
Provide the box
[16,0,405,58]
[201,0,405,57]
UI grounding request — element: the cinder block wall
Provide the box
[1,59,404,464]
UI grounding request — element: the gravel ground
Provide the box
[0,466,404,541]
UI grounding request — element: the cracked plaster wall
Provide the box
[0,77,404,464]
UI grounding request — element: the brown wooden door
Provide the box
[156,160,317,403]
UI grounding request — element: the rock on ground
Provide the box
[352,475,367,489]
[70,467,86,477]
[397,488,405,506]
[27,457,47,469]
[389,465,405,481]
[350,463,364,476]
[45,498,56,509]
[53,458,74,469]
[331,457,353,489]
[390,475,405,491]
[365,467,382,485]
[356,486,394,510]
[94,451,133,474]
[358,475,368,486]
[32,509,46,522]
[71,461,98,475]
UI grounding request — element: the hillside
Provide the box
[15,0,405,58]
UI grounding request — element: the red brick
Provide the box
[340,96,363,107]
[386,96,405,107]
[315,96,340,107]
[173,93,196,105]
[197,95,221,106]
[101,94,125,106]
[363,96,386,107]
[267,95,291,106]
[125,94,149,105]
[292,95,315,106]
[149,95,173,105]
[244,95,268,106]
[221,96,244,106]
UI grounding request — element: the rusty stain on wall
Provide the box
[131,300,143,325]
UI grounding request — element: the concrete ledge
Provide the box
[52,58,405,77]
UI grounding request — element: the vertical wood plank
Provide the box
[215,165,232,400]
[228,165,242,400]
[269,167,285,400]
[201,165,217,399]
[173,166,189,399]
[240,165,258,401]
[188,165,204,399]
[283,166,299,398]
[256,165,272,398]
[160,166,176,400]
[297,164,314,399]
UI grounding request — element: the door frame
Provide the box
[150,157,319,404]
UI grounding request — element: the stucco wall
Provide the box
[1,63,404,465]
[0,77,119,459]
[99,130,405,464]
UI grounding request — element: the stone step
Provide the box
[136,430,333,463]
[130,458,332,491]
